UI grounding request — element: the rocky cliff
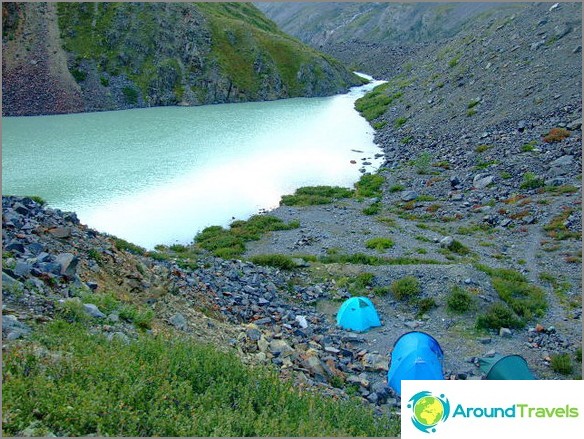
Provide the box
[2,2,362,116]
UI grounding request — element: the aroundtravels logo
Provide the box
[407,391,450,433]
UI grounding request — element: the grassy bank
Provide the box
[2,320,399,437]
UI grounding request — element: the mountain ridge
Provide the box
[2,2,361,116]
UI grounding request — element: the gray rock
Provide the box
[169,313,188,330]
[2,315,32,338]
[26,243,44,256]
[401,190,418,201]
[107,332,130,344]
[472,174,494,189]
[439,236,454,248]
[13,202,29,215]
[499,327,513,338]
[5,242,25,253]
[54,253,79,277]
[49,227,72,239]
[14,261,33,278]
[550,155,574,168]
[107,313,120,323]
[500,219,512,228]
[545,177,566,187]
[553,24,572,40]
[246,328,262,341]
[255,317,272,325]
[2,271,21,288]
[567,118,582,130]
[83,303,106,319]
[269,339,294,356]
[295,315,309,328]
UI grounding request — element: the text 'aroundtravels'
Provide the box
[452,404,579,419]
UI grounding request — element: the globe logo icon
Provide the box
[408,391,450,433]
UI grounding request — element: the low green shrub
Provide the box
[447,239,471,255]
[365,237,395,251]
[195,216,299,258]
[475,264,547,323]
[122,86,139,104]
[354,174,385,198]
[416,297,437,316]
[476,302,524,329]
[362,201,382,215]
[390,276,421,301]
[249,254,298,270]
[394,116,407,128]
[2,320,398,436]
[550,353,573,375]
[280,186,353,206]
[112,237,146,255]
[447,286,474,313]
[519,172,545,190]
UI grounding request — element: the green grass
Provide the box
[281,174,385,207]
[362,201,382,215]
[446,286,474,313]
[336,272,377,296]
[23,195,47,205]
[365,237,395,251]
[476,302,524,329]
[354,83,402,121]
[521,140,537,152]
[390,276,421,301]
[550,353,573,375]
[475,264,548,325]
[542,185,579,195]
[122,86,139,104]
[195,215,299,258]
[474,144,493,153]
[2,320,398,437]
[519,172,545,190]
[446,239,471,255]
[112,237,147,255]
[58,291,154,330]
[543,208,580,240]
[393,116,408,128]
[412,152,433,175]
[280,186,353,206]
[354,174,385,198]
[319,252,444,266]
[389,184,405,193]
[249,254,298,270]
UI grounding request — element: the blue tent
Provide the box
[336,297,381,332]
[387,331,444,396]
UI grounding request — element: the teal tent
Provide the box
[336,297,381,332]
[478,354,535,380]
[387,331,444,396]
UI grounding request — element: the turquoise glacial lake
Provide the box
[2,75,385,249]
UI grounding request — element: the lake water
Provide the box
[1,74,385,249]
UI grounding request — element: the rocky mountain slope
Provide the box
[2,2,361,116]
[256,2,511,48]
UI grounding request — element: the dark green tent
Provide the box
[478,354,535,380]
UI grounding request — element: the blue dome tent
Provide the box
[336,297,381,332]
[387,331,444,396]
